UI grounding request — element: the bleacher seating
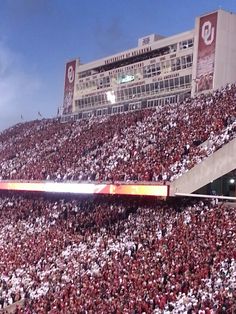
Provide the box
[0,83,236,313]
[0,83,235,183]
[0,195,235,313]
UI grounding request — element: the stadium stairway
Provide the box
[169,137,236,196]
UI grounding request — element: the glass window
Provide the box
[150,83,154,92]
[124,89,129,97]
[180,76,184,86]
[185,75,190,84]
[147,100,153,107]
[161,61,166,71]
[176,58,181,70]
[116,90,121,101]
[186,54,193,67]
[159,81,164,91]
[170,44,177,52]
[164,80,169,90]
[156,63,161,75]
[171,59,176,71]
[181,56,187,69]
[165,60,170,72]
[175,77,179,87]
[188,39,194,47]
[154,82,159,92]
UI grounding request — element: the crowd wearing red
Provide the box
[0,84,235,183]
[0,84,235,313]
[0,195,235,313]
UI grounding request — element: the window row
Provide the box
[76,76,110,91]
[61,92,189,123]
[75,75,191,110]
[78,39,193,80]
[179,38,194,50]
[77,54,193,91]
[143,54,193,78]
[147,95,178,108]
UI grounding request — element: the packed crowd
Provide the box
[0,193,235,313]
[0,84,235,182]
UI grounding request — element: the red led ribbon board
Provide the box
[0,182,168,197]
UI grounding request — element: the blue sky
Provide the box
[0,0,236,130]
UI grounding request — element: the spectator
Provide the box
[0,194,235,312]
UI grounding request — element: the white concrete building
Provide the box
[61,9,236,121]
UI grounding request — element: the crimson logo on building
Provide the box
[201,20,215,45]
[67,65,75,83]
[63,60,76,114]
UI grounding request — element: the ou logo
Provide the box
[67,65,75,83]
[201,20,215,45]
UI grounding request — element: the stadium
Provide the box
[0,8,236,314]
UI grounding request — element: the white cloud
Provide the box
[0,41,41,130]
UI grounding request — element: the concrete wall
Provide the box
[169,137,236,195]
[214,10,236,90]
[190,10,201,96]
